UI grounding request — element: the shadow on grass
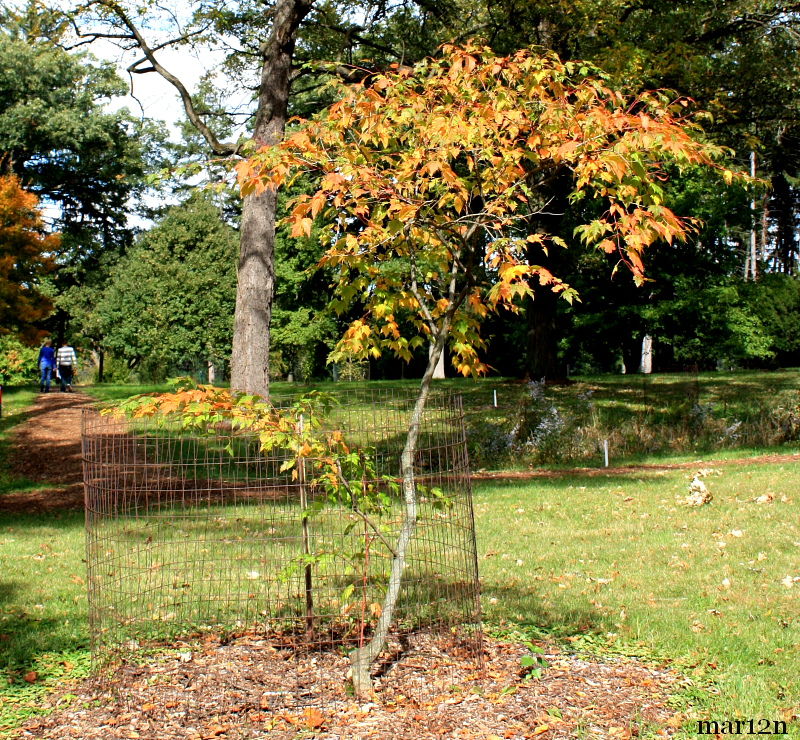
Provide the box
[0,512,88,673]
[483,583,614,638]
[0,611,90,676]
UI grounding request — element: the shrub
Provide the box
[0,335,38,384]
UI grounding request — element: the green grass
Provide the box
[3,376,799,736]
[476,464,800,734]
[0,386,40,498]
[0,387,92,736]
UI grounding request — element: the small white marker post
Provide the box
[603,439,609,468]
[493,389,498,408]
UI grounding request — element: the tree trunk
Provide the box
[429,341,446,379]
[230,0,316,396]
[231,189,277,395]
[525,286,566,381]
[349,327,449,697]
[523,166,571,382]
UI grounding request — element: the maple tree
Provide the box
[238,41,737,695]
[0,174,57,340]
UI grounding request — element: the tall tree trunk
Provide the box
[89,0,316,398]
[525,285,566,381]
[523,166,571,382]
[231,189,277,395]
[230,0,315,396]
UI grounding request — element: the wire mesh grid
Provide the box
[82,389,482,707]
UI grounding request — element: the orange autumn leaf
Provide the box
[303,708,325,729]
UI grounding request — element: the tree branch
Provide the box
[86,0,239,156]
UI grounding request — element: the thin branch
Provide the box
[409,258,438,336]
[312,21,402,59]
[333,462,398,557]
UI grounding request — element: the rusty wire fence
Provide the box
[82,389,481,706]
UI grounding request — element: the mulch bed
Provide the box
[19,633,682,739]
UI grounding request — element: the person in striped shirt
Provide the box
[56,341,78,392]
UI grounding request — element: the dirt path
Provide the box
[3,390,96,513]
[4,390,797,514]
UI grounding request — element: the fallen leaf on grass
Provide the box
[23,671,38,683]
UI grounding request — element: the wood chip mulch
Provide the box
[19,633,683,739]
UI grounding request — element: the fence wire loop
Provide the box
[82,389,482,707]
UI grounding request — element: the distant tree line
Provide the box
[1,1,799,383]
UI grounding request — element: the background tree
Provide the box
[56,0,478,395]
[448,0,800,376]
[95,193,237,381]
[0,25,159,342]
[243,44,732,694]
[0,174,57,340]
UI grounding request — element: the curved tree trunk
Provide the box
[349,327,449,696]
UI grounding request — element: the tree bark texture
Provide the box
[230,0,316,396]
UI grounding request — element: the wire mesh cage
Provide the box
[82,389,482,707]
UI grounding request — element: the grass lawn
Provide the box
[0,386,91,735]
[476,465,800,732]
[84,369,800,469]
[1,377,797,736]
[0,386,38,497]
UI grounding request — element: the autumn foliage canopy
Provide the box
[0,174,57,338]
[239,44,732,376]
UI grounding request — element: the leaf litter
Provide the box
[20,633,681,739]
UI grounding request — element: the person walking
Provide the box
[37,338,56,392]
[56,340,78,392]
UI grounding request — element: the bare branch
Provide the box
[86,0,239,156]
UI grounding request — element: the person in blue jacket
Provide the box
[37,338,56,393]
